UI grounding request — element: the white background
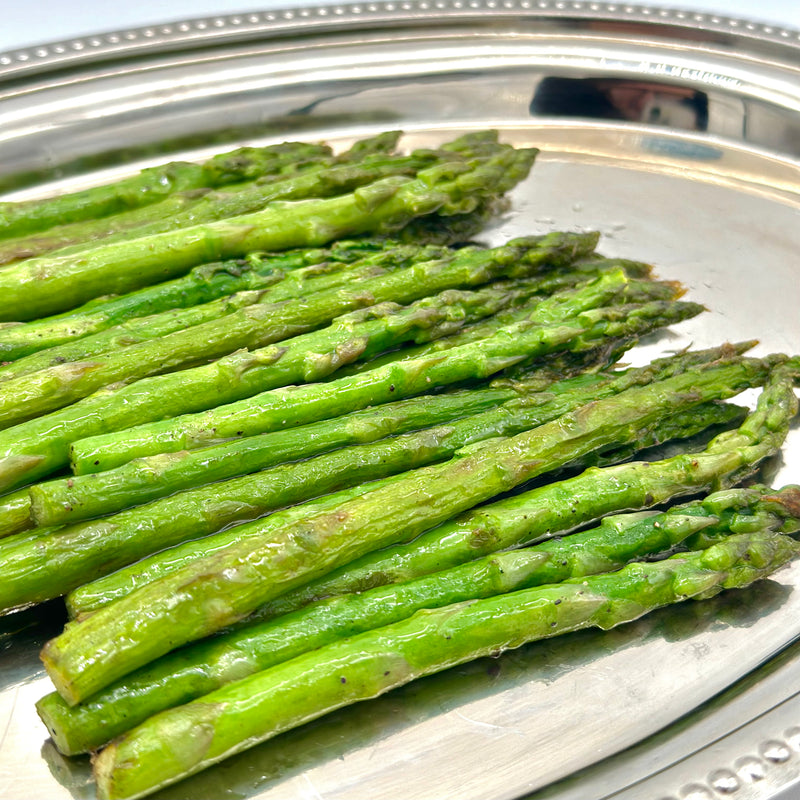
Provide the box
[0,1,798,54]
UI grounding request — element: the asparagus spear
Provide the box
[0,292,263,383]
[2,135,399,259]
[0,146,538,320]
[0,140,338,242]
[333,254,655,376]
[65,398,743,616]
[0,192,502,360]
[0,233,610,425]
[0,238,518,387]
[35,148,455,265]
[0,134,412,263]
[68,291,697,477]
[0,240,449,365]
[201,130,400,184]
[127,150,444,231]
[0,260,677,494]
[33,381,530,527]
[258,362,798,614]
[31,338,731,527]
[0,243,606,483]
[38,484,800,756]
[8,384,519,544]
[0,131,492,265]
[89,530,800,800]
[8,343,729,612]
[39,355,774,704]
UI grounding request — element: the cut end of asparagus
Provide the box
[35,693,85,757]
[40,638,82,707]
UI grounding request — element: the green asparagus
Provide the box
[68,292,697,477]
[37,484,800,756]
[333,254,656,376]
[0,239,636,489]
[0,168,281,265]
[39,355,775,703]
[65,398,743,615]
[0,241,451,369]
[0,135,415,262]
[38,148,455,263]
[200,130,399,184]
[89,531,800,800]
[31,340,734,526]
[0,233,611,425]
[0,139,340,242]
[0,130,501,265]
[0,262,685,494]
[257,362,798,614]
[0,487,35,539]
[7,384,518,546]
[8,343,731,612]
[0,124,794,800]
[0,146,538,320]
[0,133,406,257]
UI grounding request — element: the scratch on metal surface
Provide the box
[302,771,327,800]
[0,686,18,750]
[454,710,524,736]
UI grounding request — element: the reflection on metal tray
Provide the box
[0,4,799,800]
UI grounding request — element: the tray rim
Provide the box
[1,1,799,84]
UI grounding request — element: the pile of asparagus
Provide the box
[0,129,797,800]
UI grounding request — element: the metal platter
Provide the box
[1,4,799,799]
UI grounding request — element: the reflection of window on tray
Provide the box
[531,77,709,131]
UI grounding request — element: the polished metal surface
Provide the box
[0,5,799,800]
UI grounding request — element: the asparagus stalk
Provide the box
[31,339,731,526]
[201,130,400,184]
[128,150,443,231]
[0,240,449,365]
[333,254,655,376]
[68,291,697,477]
[59,398,750,619]
[0,135,413,263]
[0,292,264,383]
[33,382,530,528]
[0,233,607,425]
[0,239,502,386]
[1,134,405,259]
[0,261,677,495]
[575,400,746,469]
[0,146,538,320]
[0,239,620,491]
[0,131,483,265]
[39,355,774,704]
[89,530,800,800]
[34,148,452,264]
[38,484,800,756]
[7,385,518,544]
[0,140,339,243]
[8,345,729,612]
[258,362,798,614]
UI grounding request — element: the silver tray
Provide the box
[1,4,800,799]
